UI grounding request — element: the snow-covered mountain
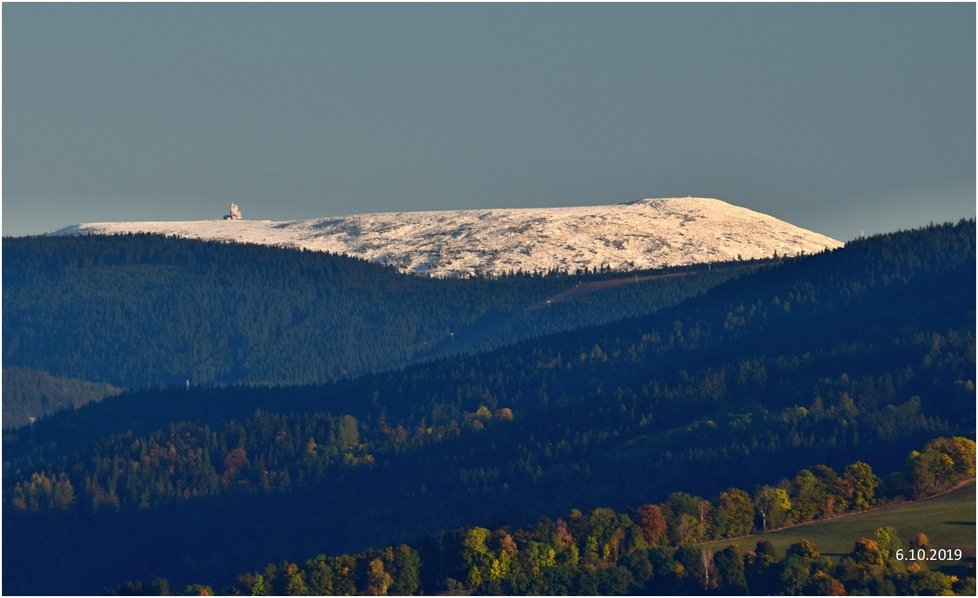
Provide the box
[53,197,843,278]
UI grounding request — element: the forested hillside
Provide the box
[3,234,751,391]
[122,438,975,596]
[2,221,974,594]
[1,366,122,428]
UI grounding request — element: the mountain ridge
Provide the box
[52,197,842,278]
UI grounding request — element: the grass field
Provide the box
[700,481,976,568]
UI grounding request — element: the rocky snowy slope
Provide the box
[53,197,843,278]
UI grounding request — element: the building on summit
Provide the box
[224,203,243,220]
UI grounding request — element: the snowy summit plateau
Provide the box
[54,197,843,278]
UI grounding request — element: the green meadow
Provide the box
[700,481,976,564]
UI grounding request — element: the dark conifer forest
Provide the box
[3,233,752,392]
[2,220,975,595]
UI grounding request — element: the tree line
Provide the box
[111,436,976,595]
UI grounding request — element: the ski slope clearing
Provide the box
[54,197,842,278]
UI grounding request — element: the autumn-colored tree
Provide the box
[220,447,249,485]
[907,436,977,498]
[836,538,886,593]
[494,407,514,421]
[907,448,954,498]
[634,504,668,545]
[366,558,392,595]
[239,572,269,596]
[331,554,359,595]
[584,508,624,561]
[780,540,822,595]
[552,519,580,566]
[485,530,518,592]
[567,508,587,545]
[665,492,712,545]
[553,518,574,548]
[52,473,76,509]
[811,464,849,515]
[493,530,518,558]
[939,436,977,479]
[303,555,333,595]
[524,541,556,576]
[486,550,512,592]
[282,562,307,596]
[872,526,902,560]
[713,488,754,538]
[843,461,880,510]
[11,471,76,511]
[804,571,846,596]
[754,485,792,531]
[461,527,492,588]
[850,538,885,570]
[789,469,828,522]
[909,531,930,551]
[180,584,213,596]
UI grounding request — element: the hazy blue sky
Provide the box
[3,3,974,239]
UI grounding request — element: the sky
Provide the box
[3,3,974,240]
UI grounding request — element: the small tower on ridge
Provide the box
[224,203,243,220]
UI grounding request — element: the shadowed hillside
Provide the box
[3,221,973,594]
